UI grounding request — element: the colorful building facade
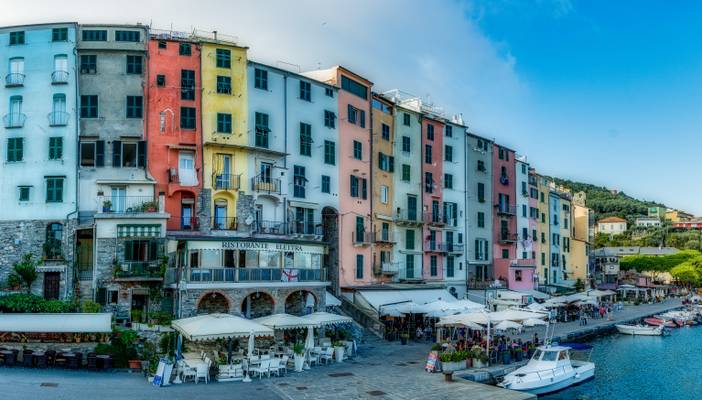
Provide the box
[492,144,517,286]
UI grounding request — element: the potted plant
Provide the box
[465,350,473,369]
[471,346,484,368]
[102,200,112,212]
[399,332,409,345]
[333,340,345,363]
[293,343,305,372]
[501,350,511,365]
[439,351,465,373]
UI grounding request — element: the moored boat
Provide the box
[644,317,676,328]
[615,324,665,336]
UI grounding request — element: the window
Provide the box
[447,256,455,278]
[156,74,166,87]
[7,138,23,162]
[401,164,411,182]
[403,113,411,126]
[353,140,362,160]
[254,68,268,90]
[299,123,312,156]
[126,55,143,74]
[541,252,546,266]
[115,30,140,42]
[522,204,527,217]
[401,137,411,153]
[180,107,196,129]
[48,137,63,160]
[347,105,366,127]
[80,55,97,74]
[299,81,311,101]
[427,124,434,140]
[445,125,453,137]
[425,172,433,193]
[179,42,192,56]
[158,40,167,49]
[380,185,388,204]
[498,147,505,160]
[355,254,364,279]
[321,175,330,193]
[216,76,232,94]
[80,142,97,167]
[425,144,432,164]
[45,223,63,260]
[381,123,390,141]
[522,227,529,241]
[475,239,488,261]
[477,183,485,202]
[324,140,335,165]
[477,160,485,172]
[430,256,438,276]
[82,30,107,41]
[378,152,394,172]
[217,113,232,133]
[406,254,415,278]
[341,75,368,99]
[181,70,195,100]
[350,175,359,197]
[80,95,98,118]
[445,145,453,162]
[18,186,30,202]
[9,31,25,45]
[444,174,453,189]
[254,112,270,148]
[293,165,306,198]
[52,28,68,42]
[45,177,64,203]
[216,49,231,68]
[405,229,415,250]
[502,249,509,259]
[349,176,367,199]
[325,87,334,97]
[477,212,485,228]
[126,96,143,118]
[324,110,336,128]
[515,270,523,282]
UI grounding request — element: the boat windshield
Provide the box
[532,349,542,360]
[541,350,559,361]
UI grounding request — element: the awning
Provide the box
[117,224,161,238]
[326,291,342,307]
[439,309,547,326]
[435,314,483,330]
[254,313,313,330]
[171,313,273,341]
[586,289,616,298]
[300,312,353,327]
[357,288,458,314]
[516,289,551,300]
[0,313,112,333]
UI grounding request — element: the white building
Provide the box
[596,217,628,235]
[635,217,661,228]
[515,157,533,262]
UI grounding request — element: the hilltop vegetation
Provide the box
[620,250,702,286]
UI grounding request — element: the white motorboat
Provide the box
[615,324,664,336]
[498,345,595,395]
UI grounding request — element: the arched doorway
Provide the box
[322,207,339,294]
[241,292,274,318]
[197,292,230,314]
[285,290,316,316]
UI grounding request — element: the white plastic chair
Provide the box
[195,363,209,384]
[179,360,196,382]
[279,355,289,374]
[249,359,270,379]
[320,348,334,365]
[269,358,282,377]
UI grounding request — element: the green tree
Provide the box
[670,256,702,287]
[10,253,39,293]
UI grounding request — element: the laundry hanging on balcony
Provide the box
[117,224,162,238]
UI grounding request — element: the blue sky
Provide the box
[5,0,701,213]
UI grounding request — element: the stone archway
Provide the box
[241,291,275,318]
[197,291,230,314]
[285,290,317,316]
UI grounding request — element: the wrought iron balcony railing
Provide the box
[48,111,70,126]
[213,173,241,190]
[251,174,281,195]
[5,73,24,87]
[3,112,26,128]
[51,70,69,84]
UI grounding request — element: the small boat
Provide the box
[615,324,664,336]
[644,317,676,328]
[498,345,595,395]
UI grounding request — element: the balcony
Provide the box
[173,215,198,231]
[289,221,323,236]
[212,217,238,230]
[99,196,160,214]
[184,267,327,283]
[213,173,241,191]
[374,262,399,275]
[254,220,287,235]
[424,241,448,253]
[477,164,487,173]
[114,261,163,280]
[51,70,69,84]
[3,112,26,128]
[5,73,24,87]
[510,259,536,268]
[495,204,517,216]
[423,212,445,226]
[48,111,70,126]
[251,174,281,195]
[467,278,506,290]
[394,210,422,225]
[352,231,372,246]
[447,242,465,253]
[373,231,395,244]
[499,232,519,243]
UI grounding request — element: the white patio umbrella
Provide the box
[304,326,315,350]
[436,314,483,330]
[254,313,313,330]
[494,320,522,332]
[247,330,255,356]
[523,318,548,327]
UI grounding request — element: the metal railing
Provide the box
[510,259,536,268]
[51,70,69,84]
[254,220,287,235]
[499,232,519,243]
[174,215,198,230]
[394,209,421,224]
[373,231,395,243]
[186,267,327,283]
[447,243,465,253]
[495,204,517,215]
[77,269,93,281]
[43,240,63,261]
[48,111,70,126]
[424,241,448,252]
[212,217,238,230]
[213,173,241,190]
[288,221,323,236]
[352,231,372,245]
[5,73,24,87]
[3,112,26,128]
[467,279,506,289]
[423,211,445,226]
[99,195,159,214]
[377,262,399,275]
[114,261,163,278]
[251,175,281,195]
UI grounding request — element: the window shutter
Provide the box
[347,105,354,124]
[96,140,105,167]
[361,178,367,199]
[95,288,107,305]
[149,240,158,260]
[360,110,366,128]
[137,140,146,167]
[389,156,394,172]
[112,140,122,167]
[124,241,132,260]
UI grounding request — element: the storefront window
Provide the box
[245,251,259,268]
[294,253,311,269]
[284,252,294,269]
[201,249,220,268]
[312,254,321,269]
[260,251,280,268]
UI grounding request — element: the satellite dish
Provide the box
[245,215,254,225]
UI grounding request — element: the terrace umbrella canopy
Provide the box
[0,313,112,333]
[301,312,353,327]
[171,313,273,341]
[523,318,548,327]
[494,320,522,331]
[254,313,314,330]
[436,314,484,330]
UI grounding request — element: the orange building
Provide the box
[146,32,202,231]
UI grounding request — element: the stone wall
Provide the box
[197,189,211,233]
[236,193,255,232]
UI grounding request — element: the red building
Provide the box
[146,33,202,231]
[421,116,445,281]
[492,144,517,285]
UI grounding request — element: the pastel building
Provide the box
[559,191,573,285]
[548,190,561,286]
[421,114,445,283]
[0,23,79,300]
[492,144,517,286]
[527,168,540,285]
[536,174,551,286]
[512,156,534,290]
[596,216,627,235]
[465,133,493,286]
[571,191,591,285]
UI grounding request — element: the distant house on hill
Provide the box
[596,216,627,235]
[635,217,661,228]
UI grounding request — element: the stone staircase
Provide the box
[340,296,386,339]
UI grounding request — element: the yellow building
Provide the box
[666,209,694,223]
[536,174,550,285]
[199,37,249,226]
[559,192,573,281]
[570,191,591,285]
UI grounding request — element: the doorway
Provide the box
[43,272,60,300]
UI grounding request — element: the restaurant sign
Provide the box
[187,240,325,254]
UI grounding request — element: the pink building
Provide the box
[421,116,445,281]
[493,144,517,285]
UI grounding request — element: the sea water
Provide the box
[543,327,701,400]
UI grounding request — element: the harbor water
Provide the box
[543,325,701,400]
